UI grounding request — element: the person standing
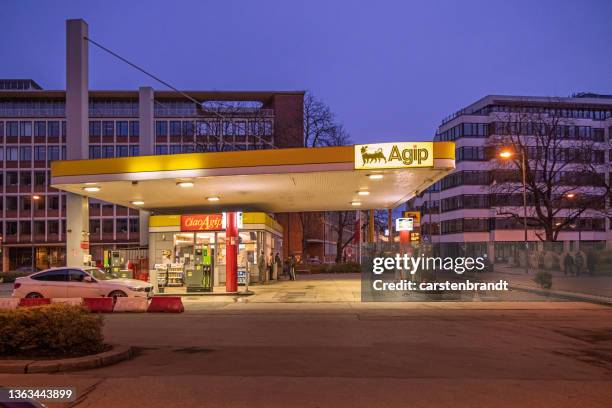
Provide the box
[289,255,297,281]
[274,252,282,280]
[258,250,266,283]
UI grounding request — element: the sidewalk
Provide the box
[478,265,612,305]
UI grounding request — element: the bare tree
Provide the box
[303,92,340,148]
[487,103,606,242]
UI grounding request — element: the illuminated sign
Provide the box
[222,212,243,229]
[181,214,223,231]
[354,142,434,170]
[402,211,421,228]
[396,218,414,231]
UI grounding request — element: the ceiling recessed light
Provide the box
[207,196,220,202]
[32,195,41,200]
[131,200,145,206]
[177,181,194,188]
[83,186,100,192]
[368,174,383,180]
[357,190,370,196]
[350,201,362,206]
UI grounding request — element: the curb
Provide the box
[0,345,133,374]
[509,284,612,307]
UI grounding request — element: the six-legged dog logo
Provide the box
[360,146,387,165]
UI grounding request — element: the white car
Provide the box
[12,267,153,299]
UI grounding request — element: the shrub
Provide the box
[533,270,553,290]
[0,304,105,358]
[328,262,361,273]
[0,271,33,284]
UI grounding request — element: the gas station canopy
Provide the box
[51,142,455,213]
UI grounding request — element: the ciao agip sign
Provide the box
[354,142,434,170]
[180,213,244,231]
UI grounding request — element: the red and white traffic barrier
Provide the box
[113,297,148,312]
[51,298,84,306]
[83,297,115,313]
[0,298,20,310]
[147,296,184,313]
[4,296,184,313]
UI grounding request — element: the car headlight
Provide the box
[128,286,145,292]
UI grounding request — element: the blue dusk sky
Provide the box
[1,0,611,144]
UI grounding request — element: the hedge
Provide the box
[0,304,105,358]
[0,271,34,284]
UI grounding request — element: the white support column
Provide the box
[66,194,89,267]
[66,19,89,161]
[139,210,150,247]
[138,87,154,248]
[65,19,90,266]
[139,86,155,156]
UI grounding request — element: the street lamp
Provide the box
[31,195,41,271]
[565,193,580,250]
[499,148,529,274]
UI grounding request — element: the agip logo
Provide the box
[354,142,434,169]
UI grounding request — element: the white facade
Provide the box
[408,94,612,259]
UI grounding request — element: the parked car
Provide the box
[12,267,153,299]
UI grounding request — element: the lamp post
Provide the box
[565,193,580,251]
[31,195,41,271]
[499,148,529,274]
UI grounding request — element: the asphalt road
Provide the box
[2,302,611,408]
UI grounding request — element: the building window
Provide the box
[116,121,128,137]
[34,121,46,137]
[34,146,46,161]
[102,146,114,158]
[34,171,46,186]
[0,147,3,161]
[129,145,139,156]
[48,195,59,210]
[20,147,31,161]
[89,146,101,159]
[6,221,17,236]
[116,145,128,157]
[155,145,168,155]
[170,145,181,154]
[170,121,181,137]
[182,121,194,137]
[48,220,59,234]
[116,219,128,233]
[102,121,114,137]
[129,121,139,137]
[129,218,139,233]
[155,121,167,136]
[103,219,114,234]
[20,220,31,235]
[47,121,60,137]
[6,121,18,137]
[33,221,45,235]
[6,196,18,210]
[6,147,18,161]
[89,121,101,137]
[89,219,100,234]
[20,171,32,186]
[47,146,60,161]
[6,172,18,186]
